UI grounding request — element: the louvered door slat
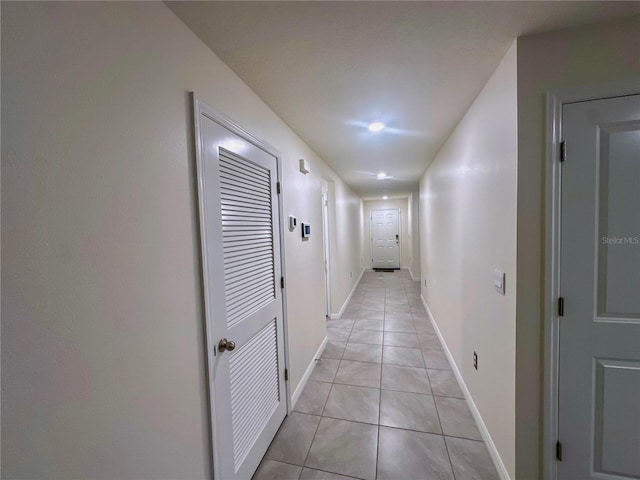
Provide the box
[220,155,270,181]
[219,148,275,329]
[229,320,280,471]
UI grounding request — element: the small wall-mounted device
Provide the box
[301,223,311,238]
[288,215,297,232]
[299,159,310,175]
[494,269,505,295]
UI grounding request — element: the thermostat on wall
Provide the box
[301,223,311,238]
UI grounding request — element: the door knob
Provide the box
[218,338,236,352]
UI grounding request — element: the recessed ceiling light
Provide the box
[377,172,387,179]
[368,122,385,132]
[383,195,389,200]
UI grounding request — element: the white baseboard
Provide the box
[330,268,365,319]
[407,267,419,281]
[290,335,328,410]
[421,295,511,480]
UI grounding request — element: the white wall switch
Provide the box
[494,269,505,295]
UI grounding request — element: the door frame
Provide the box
[370,208,401,269]
[543,80,640,480]
[192,94,292,480]
[321,182,332,317]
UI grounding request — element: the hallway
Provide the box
[254,270,499,480]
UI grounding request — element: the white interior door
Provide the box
[559,94,640,479]
[371,209,400,269]
[194,100,287,480]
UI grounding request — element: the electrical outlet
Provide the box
[473,351,478,370]
[424,279,427,287]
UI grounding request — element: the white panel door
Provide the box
[371,209,400,269]
[559,94,640,479]
[194,101,287,480]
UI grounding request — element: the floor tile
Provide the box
[384,303,411,314]
[294,381,332,415]
[418,334,442,350]
[428,369,464,398]
[265,412,321,465]
[446,437,500,480]
[383,320,415,333]
[384,331,419,348]
[342,305,360,317]
[381,364,431,394]
[327,326,351,342]
[384,311,413,322]
[383,346,425,367]
[385,296,408,305]
[335,360,381,388]
[305,417,378,480]
[327,317,355,328]
[379,390,441,434]
[422,349,451,370]
[349,329,383,345]
[342,342,382,363]
[310,358,340,382]
[321,341,346,360]
[377,427,454,480]
[357,309,384,320]
[299,468,355,480]
[353,319,384,331]
[323,384,380,424]
[414,321,436,335]
[435,396,482,440]
[253,459,302,480]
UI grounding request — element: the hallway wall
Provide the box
[362,198,410,270]
[419,42,518,478]
[1,3,361,478]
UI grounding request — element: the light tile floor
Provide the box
[254,270,500,480]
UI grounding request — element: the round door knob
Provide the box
[218,338,236,352]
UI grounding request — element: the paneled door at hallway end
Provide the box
[194,98,287,480]
[371,209,400,269]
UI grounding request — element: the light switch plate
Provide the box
[494,269,505,295]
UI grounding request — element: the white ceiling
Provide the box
[167,1,639,199]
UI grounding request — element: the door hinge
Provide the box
[281,276,285,289]
[284,368,289,381]
[558,297,565,317]
[277,181,281,194]
[560,141,567,163]
[556,441,563,461]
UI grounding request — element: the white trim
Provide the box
[290,336,328,409]
[421,295,511,480]
[330,267,365,319]
[543,79,640,480]
[407,267,418,281]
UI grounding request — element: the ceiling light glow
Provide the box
[383,195,389,200]
[368,122,385,132]
[376,172,387,179]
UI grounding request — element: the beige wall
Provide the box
[0,2,362,478]
[328,180,364,315]
[363,198,410,270]
[419,42,517,478]
[516,16,640,479]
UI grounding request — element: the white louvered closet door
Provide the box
[195,100,286,480]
